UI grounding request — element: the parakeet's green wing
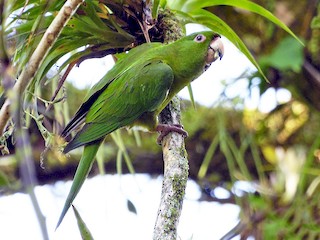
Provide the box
[83,42,162,103]
[64,60,174,153]
[61,43,163,139]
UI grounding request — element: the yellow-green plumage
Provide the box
[57,31,224,228]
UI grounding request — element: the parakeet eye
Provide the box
[194,34,206,43]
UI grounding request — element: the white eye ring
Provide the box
[194,34,206,42]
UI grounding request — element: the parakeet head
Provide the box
[188,31,224,71]
[165,31,224,81]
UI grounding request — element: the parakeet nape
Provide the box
[56,31,224,228]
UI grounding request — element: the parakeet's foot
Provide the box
[156,124,188,144]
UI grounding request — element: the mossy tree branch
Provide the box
[153,97,189,240]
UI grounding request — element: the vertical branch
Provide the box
[153,97,189,240]
[0,0,84,134]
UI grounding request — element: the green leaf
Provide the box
[303,223,320,232]
[259,37,304,72]
[198,135,219,179]
[263,217,288,239]
[152,0,161,18]
[311,16,320,29]
[160,0,167,9]
[182,0,304,46]
[81,0,107,29]
[187,84,196,109]
[111,130,135,175]
[166,0,188,10]
[190,9,268,81]
[0,170,10,187]
[72,205,94,240]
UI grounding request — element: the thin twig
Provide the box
[45,60,77,114]
[0,0,84,134]
[303,60,320,87]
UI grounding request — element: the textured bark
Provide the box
[0,0,84,134]
[153,97,189,240]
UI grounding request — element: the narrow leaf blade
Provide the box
[72,205,94,240]
[152,0,160,19]
[184,0,304,46]
[187,84,196,109]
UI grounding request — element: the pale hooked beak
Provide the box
[205,35,224,70]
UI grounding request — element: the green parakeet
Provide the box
[56,31,224,228]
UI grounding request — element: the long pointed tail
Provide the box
[56,140,102,229]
